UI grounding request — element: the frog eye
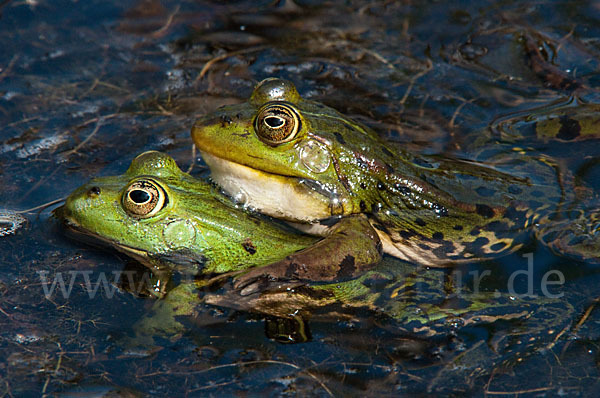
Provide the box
[254,102,301,145]
[122,179,167,218]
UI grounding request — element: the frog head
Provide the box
[192,78,388,223]
[56,151,311,274]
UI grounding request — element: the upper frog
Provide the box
[56,151,315,277]
[192,78,599,284]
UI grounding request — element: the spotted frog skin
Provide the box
[56,151,317,277]
[55,151,571,344]
[192,78,599,285]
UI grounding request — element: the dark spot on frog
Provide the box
[432,241,456,259]
[556,116,581,141]
[337,255,357,279]
[418,243,431,251]
[470,228,480,236]
[462,237,491,256]
[504,206,528,224]
[371,203,382,213]
[319,217,341,227]
[232,128,252,139]
[360,182,367,189]
[394,184,411,195]
[400,229,416,239]
[476,204,495,218]
[508,185,523,195]
[333,132,346,145]
[453,225,463,231]
[415,218,426,227]
[475,186,496,197]
[382,147,394,158]
[490,242,508,252]
[473,236,489,247]
[371,223,387,232]
[432,232,444,240]
[486,220,510,233]
[220,115,233,126]
[360,200,367,212]
[242,238,257,255]
[88,186,101,196]
[377,182,385,190]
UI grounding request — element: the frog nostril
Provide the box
[89,186,101,196]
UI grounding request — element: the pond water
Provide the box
[2,0,600,396]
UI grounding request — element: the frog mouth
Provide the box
[199,151,339,222]
[57,212,151,262]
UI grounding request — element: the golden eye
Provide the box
[254,102,300,145]
[122,179,166,218]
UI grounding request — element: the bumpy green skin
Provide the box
[54,152,570,344]
[193,78,592,279]
[56,151,316,276]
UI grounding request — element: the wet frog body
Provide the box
[56,151,316,276]
[192,78,583,283]
[55,151,572,346]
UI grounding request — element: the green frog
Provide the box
[192,78,600,286]
[56,150,315,279]
[55,151,571,344]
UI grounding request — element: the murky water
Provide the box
[2,0,600,396]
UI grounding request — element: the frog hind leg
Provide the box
[536,207,600,263]
[234,215,383,295]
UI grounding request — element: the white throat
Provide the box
[200,151,333,222]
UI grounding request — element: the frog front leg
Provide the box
[234,215,383,294]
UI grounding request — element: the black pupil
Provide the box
[265,116,284,128]
[130,189,151,204]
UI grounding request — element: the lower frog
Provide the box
[56,151,572,348]
[56,150,316,282]
[191,78,600,287]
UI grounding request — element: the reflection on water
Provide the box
[2,0,600,395]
